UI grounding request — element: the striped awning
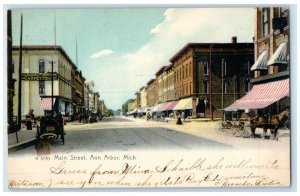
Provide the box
[39,98,56,110]
[152,103,164,112]
[267,42,287,65]
[251,50,268,71]
[225,79,289,110]
[173,97,192,110]
[160,101,179,111]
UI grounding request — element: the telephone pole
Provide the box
[7,10,13,133]
[209,44,213,121]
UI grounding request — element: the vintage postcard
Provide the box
[5,6,292,189]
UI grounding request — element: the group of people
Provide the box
[77,112,101,123]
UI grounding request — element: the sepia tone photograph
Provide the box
[4,4,294,190]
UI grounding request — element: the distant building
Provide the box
[164,64,175,102]
[155,66,167,104]
[146,78,158,107]
[72,69,85,117]
[139,86,148,112]
[12,45,75,117]
[128,99,138,114]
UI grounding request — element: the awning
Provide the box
[152,103,164,112]
[160,101,179,111]
[225,79,289,110]
[267,42,287,65]
[39,98,56,110]
[251,50,268,71]
[173,97,192,110]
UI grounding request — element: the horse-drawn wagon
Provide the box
[36,115,65,145]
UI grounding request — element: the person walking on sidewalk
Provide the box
[176,112,183,125]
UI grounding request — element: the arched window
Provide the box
[39,59,45,73]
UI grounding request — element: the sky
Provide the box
[11,8,254,110]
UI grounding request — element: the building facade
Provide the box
[72,69,85,117]
[249,7,289,113]
[139,86,148,111]
[164,64,175,102]
[155,66,167,104]
[170,38,254,118]
[146,79,158,107]
[12,45,74,118]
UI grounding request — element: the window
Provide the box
[39,81,45,94]
[39,59,45,73]
[186,65,188,78]
[244,60,250,75]
[203,61,209,75]
[244,80,250,92]
[262,8,269,37]
[204,80,209,94]
[223,81,228,94]
[224,60,227,75]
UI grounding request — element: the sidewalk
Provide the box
[8,127,37,151]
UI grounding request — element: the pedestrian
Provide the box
[176,112,182,125]
[181,111,185,122]
[79,112,82,123]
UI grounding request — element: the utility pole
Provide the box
[17,14,23,138]
[209,44,213,121]
[51,60,54,117]
[7,10,13,133]
[221,58,224,121]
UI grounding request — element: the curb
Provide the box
[8,138,36,152]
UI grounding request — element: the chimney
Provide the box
[231,36,237,43]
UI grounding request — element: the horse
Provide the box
[250,110,289,140]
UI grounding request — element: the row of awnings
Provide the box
[224,79,289,111]
[127,97,193,115]
[251,41,287,71]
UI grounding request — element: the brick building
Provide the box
[155,66,167,104]
[170,38,254,118]
[146,78,158,108]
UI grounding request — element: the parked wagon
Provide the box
[36,115,65,145]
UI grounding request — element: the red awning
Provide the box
[39,98,56,110]
[225,79,289,110]
[160,101,179,111]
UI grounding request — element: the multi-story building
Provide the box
[135,92,141,110]
[84,82,93,113]
[139,86,148,112]
[226,8,289,116]
[146,78,158,107]
[164,64,175,102]
[155,66,167,104]
[12,45,74,117]
[94,92,100,113]
[72,69,85,117]
[170,37,254,118]
[128,99,138,114]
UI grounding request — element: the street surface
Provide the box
[8,116,290,155]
